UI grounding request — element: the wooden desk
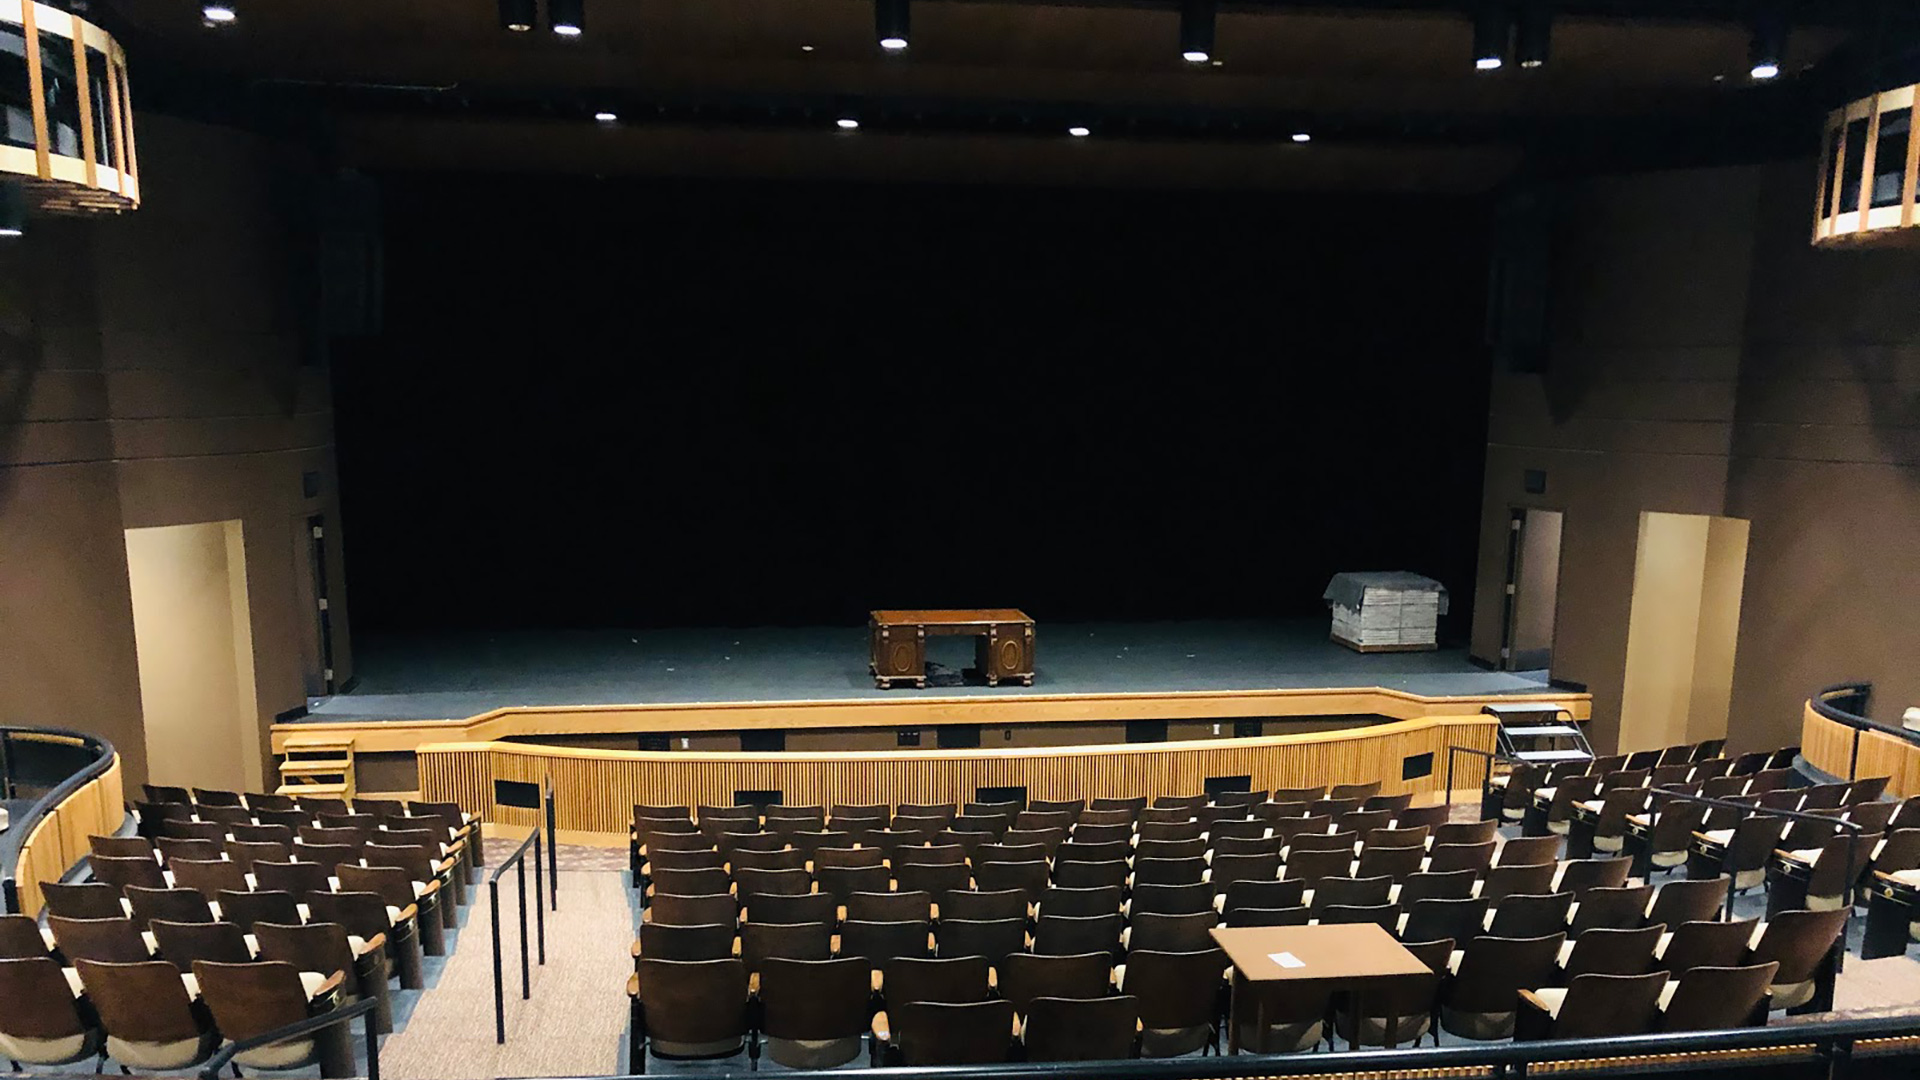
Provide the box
[869,609,1035,689]
[1210,923,1432,1053]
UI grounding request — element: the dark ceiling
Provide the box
[93,0,1917,191]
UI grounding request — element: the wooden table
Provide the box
[1210,923,1433,1053]
[868,609,1035,689]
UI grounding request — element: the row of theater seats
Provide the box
[0,789,477,1076]
[623,776,1848,1068]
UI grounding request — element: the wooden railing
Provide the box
[419,714,1498,835]
[2,727,123,916]
[1802,682,1920,799]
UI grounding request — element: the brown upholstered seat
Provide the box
[126,886,215,927]
[1517,970,1668,1040]
[1440,933,1564,1040]
[889,999,1016,1065]
[633,957,750,1065]
[195,959,353,1075]
[1658,962,1778,1031]
[74,958,219,1071]
[49,915,153,964]
[43,882,126,920]
[0,957,103,1068]
[934,918,1027,971]
[1023,995,1140,1061]
[758,956,873,1068]
[1747,908,1849,1011]
[649,892,737,930]
[1124,910,1217,953]
[254,920,391,1034]
[150,919,251,971]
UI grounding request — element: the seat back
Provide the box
[1447,933,1564,1012]
[1659,919,1758,974]
[194,960,312,1042]
[150,920,250,971]
[1309,876,1391,920]
[1222,877,1305,916]
[639,922,735,962]
[252,921,357,991]
[651,892,737,929]
[1556,857,1632,899]
[759,957,871,1044]
[50,915,150,963]
[1561,923,1663,979]
[939,889,1027,922]
[126,886,215,927]
[1495,835,1561,868]
[1000,951,1111,1012]
[1401,897,1488,943]
[1228,905,1311,927]
[1749,908,1849,985]
[1126,911,1217,953]
[75,959,206,1045]
[1427,840,1496,874]
[887,955,991,1006]
[840,919,933,978]
[739,921,832,973]
[1033,912,1122,957]
[1132,881,1215,917]
[1481,862,1556,905]
[1550,971,1669,1038]
[1397,870,1476,906]
[935,918,1027,969]
[0,957,90,1043]
[635,957,748,1051]
[1658,962,1779,1032]
[1487,892,1573,938]
[89,854,167,892]
[1568,884,1653,936]
[1038,886,1121,919]
[893,1000,1015,1065]
[1024,995,1140,1061]
[1646,877,1727,926]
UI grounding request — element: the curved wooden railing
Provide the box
[1,726,122,916]
[1801,682,1920,799]
[419,713,1498,835]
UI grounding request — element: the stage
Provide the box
[304,619,1550,723]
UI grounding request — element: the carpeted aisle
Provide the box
[378,867,633,1079]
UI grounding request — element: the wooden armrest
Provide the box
[630,939,643,959]
[397,904,419,923]
[311,970,346,1002]
[626,973,640,998]
[1517,989,1552,1013]
[420,879,442,897]
[871,1010,891,1042]
[355,933,389,955]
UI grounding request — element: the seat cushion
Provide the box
[0,1028,98,1067]
[1530,986,1568,1019]
[766,1035,862,1069]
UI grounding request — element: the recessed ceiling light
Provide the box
[1182,50,1209,63]
[1749,62,1780,81]
[1476,56,1504,71]
[202,4,236,25]
[499,0,535,31]
[880,37,908,51]
[1291,132,1311,143]
[801,44,815,52]
[594,111,618,123]
[553,24,582,37]
[1068,126,1091,138]
[836,118,860,130]
[0,228,20,238]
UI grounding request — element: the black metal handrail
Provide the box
[602,1010,1920,1080]
[0,725,117,915]
[489,784,556,1045]
[1443,743,1520,807]
[197,995,380,1080]
[1811,682,1920,781]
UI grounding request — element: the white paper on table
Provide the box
[1268,952,1306,969]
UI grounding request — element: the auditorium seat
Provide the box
[75,959,220,1072]
[1394,869,1477,908]
[126,886,215,927]
[253,920,392,1035]
[88,835,155,861]
[306,890,424,990]
[744,891,833,927]
[1477,863,1555,906]
[52,915,156,965]
[841,919,934,989]
[1747,908,1849,1011]
[1441,933,1564,1040]
[1032,912,1122,957]
[1516,970,1668,1040]
[638,922,734,963]
[1689,814,1788,890]
[1657,918,1758,974]
[42,883,126,920]
[1657,962,1778,1031]
[1486,892,1573,938]
[1566,883,1653,935]
[888,999,1016,1066]
[1055,858,1129,891]
[195,959,353,1075]
[1022,994,1140,1061]
[1427,840,1497,875]
[89,854,168,894]
[1229,904,1311,928]
[150,920,252,972]
[0,957,105,1070]
[935,918,1028,972]
[1553,856,1632,898]
[1556,923,1663,982]
[758,956,872,1069]
[631,957,751,1069]
[1309,875,1391,921]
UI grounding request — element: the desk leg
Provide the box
[1227,972,1243,1055]
[1349,987,1364,1051]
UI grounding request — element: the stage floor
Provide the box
[305,619,1551,722]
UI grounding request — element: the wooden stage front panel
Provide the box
[274,686,1585,756]
[418,714,1499,835]
[1802,700,1920,798]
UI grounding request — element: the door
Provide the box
[1503,507,1564,672]
[294,513,336,698]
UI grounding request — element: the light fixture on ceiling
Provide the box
[1747,9,1786,80]
[1068,126,1091,137]
[1472,3,1509,71]
[551,0,584,37]
[836,117,860,130]
[1516,2,1551,68]
[1179,0,1215,64]
[0,183,24,238]
[594,110,618,123]
[498,0,535,33]
[801,44,816,52]
[201,3,236,26]
[876,0,909,52]
[1291,131,1312,143]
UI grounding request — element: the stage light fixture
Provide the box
[1179,0,1215,64]
[1068,126,1091,137]
[1291,131,1312,143]
[1747,10,1786,80]
[594,110,618,122]
[551,0,584,37]
[1472,3,1509,71]
[876,0,909,52]
[1515,2,1550,68]
[836,117,860,130]
[499,0,535,32]
[201,3,236,26]
[0,184,25,238]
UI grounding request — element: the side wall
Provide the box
[0,115,350,787]
[1472,160,1920,753]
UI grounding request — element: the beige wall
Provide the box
[125,520,262,792]
[1472,159,1920,756]
[0,115,350,788]
[1617,512,1747,753]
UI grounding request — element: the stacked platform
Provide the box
[1324,572,1448,653]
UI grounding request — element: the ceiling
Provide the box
[93,0,1896,191]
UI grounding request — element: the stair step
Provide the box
[1515,749,1594,762]
[1504,725,1583,738]
[283,739,354,753]
[275,781,349,797]
[1482,703,1576,719]
[279,758,352,775]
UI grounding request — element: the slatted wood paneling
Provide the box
[1802,702,1920,798]
[419,715,1497,833]
[13,753,123,916]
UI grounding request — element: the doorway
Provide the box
[124,520,263,792]
[293,513,336,698]
[1502,507,1564,672]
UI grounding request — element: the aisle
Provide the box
[379,867,633,1079]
